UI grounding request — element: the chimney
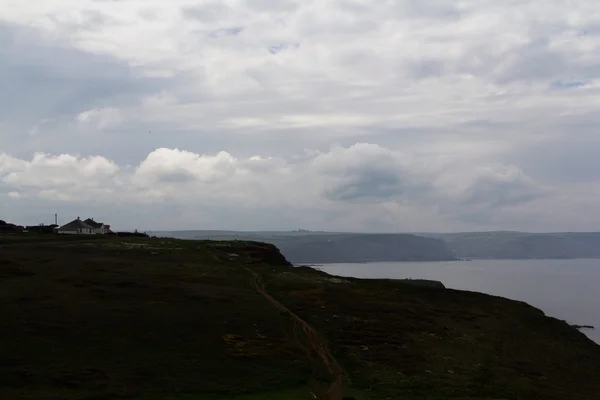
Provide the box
[55,213,58,225]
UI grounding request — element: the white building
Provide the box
[83,218,111,234]
[56,217,111,235]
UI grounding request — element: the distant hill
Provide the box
[155,231,457,263]
[155,229,600,261]
[425,231,600,259]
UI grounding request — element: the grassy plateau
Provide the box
[1,235,599,400]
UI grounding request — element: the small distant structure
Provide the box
[26,223,58,234]
[56,217,112,235]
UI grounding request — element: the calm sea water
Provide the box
[313,259,600,344]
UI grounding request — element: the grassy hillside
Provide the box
[1,236,600,399]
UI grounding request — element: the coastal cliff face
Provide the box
[275,233,456,263]
[2,236,600,400]
[157,231,458,263]
[431,231,600,259]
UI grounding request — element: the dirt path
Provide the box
[244,266,344,400]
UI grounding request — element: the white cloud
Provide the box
[133,148,238,186]
[77,107,122,129]
[1,0,600,231]
[2,144,599,231]
[0,152,119,190]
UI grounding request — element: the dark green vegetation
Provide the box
[2,236,600,399]
[0,219,24,233]
[0,233,107,245]
[157,231,457,263]
[426,231,600,260]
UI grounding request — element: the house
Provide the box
[83,218,111,235]
[56,217,112,235]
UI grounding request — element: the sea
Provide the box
[312,259,600,344]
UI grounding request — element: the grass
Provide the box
[0,232,108,245]
[1,235,600,399]
[166,386,366,400]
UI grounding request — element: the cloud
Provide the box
[268,43,299,54]
[207,27,244,38]
[462,165,543,208]
[0,152,119,190]
[438,164,549,226]
[312,144,421,202]
[1,0,600,231]
[551,80,587,89]
[181,3,236,22]
[133,148,237,186]
[3,144,597,232]
[77,107,123,129]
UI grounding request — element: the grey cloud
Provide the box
[268,43,300,54]
[493,39,600,84]
[335,0,371,14]
[240,157,286,173]
[153,169,199,184]
[207,27,244,38]
[495,40,568,82]
[408,58,446,79]
[80,10,120,28]
[314,144,433,203]
[181,3,232,22]
[400,0,463,20]
[0,24,168,118]
[462,177,541,208]
[324,169,403,202]
[243,0,299,13]
[0,22,185,158]
[0,23,179,124]
[432,164,547,228]
[0,143,597,231]
[506,129,600,184]
[551,80,587,89]
[2,1,600,232]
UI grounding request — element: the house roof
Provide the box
[83,218,103,228]
[58,219,94,231]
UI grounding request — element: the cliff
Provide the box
[274,233,456,263]
[431,231,600,259]
[1,236,599,400]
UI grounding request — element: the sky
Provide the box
[1,0,600,232]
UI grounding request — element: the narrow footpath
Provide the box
[243,266,344,400]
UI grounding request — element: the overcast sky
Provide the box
[1,0,599,232]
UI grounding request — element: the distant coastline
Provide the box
[154,230,600,262]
